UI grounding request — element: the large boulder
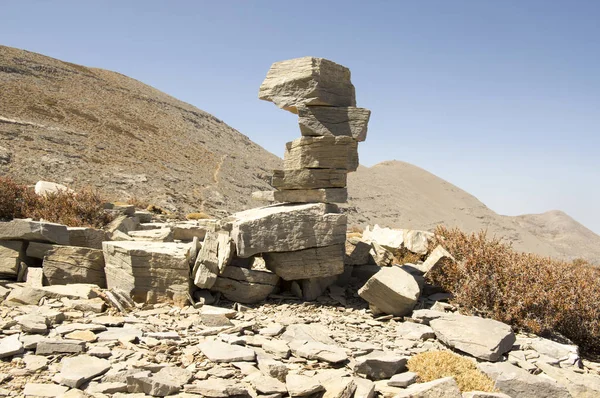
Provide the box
[264,244,344,280]
[102,241,191,306]
[43,246,106,287]
[227,203,347,258]
[358,266,421,316]
[273,188,348,204]
[0,240,24,278]
[211,265,279,304]
[0,219,69,244]
[429,313,515,362]
[283,136,358,171]
[298,105,370,142]
[34,181,73,196]
[192,230,234,289]
[259,57,356,113]
[272,168,347,190]
[478,361,571,398]
[67,227,107,250]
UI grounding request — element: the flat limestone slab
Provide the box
[358,266,421,316]
[284,136,358,171]
[228,203,347,257]
[430,313,516,362]
[0,219,69,244]
[103,241,191,305]
[298,105,371,142]
[211,266,279,304]
[273,188,348,204]
[199,341,256,363]
[67,227,107,249]
[43,246,106,287]
[0,240,24,278]
[264,244,344,281]
[259,57,356,113]
[272,169,347,190]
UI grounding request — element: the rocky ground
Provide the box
[1,278,599,398]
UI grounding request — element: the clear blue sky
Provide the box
[3,1,599,233]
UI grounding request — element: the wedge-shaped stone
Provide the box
[199,340,256,363]
[395,377,462,398]
[103,241,191,305]
[67,227,107,249]
[211,265,279,303]
[228,203,346,257]
[478,361,571,398]
[430,313,515,361]
[288,339,348,363]
[274,188,348,204]
[344,237,371,266]
[354,351,408,380]
[259,57,356,113]
[0,240,24,278]
[284,136,358,171]
[415,245,453,275]
[298,106,370,142]
[57,355,111,388]
[43,246,106,287]
[192,230,233,289]
[0,219,69,244]
[272,169,347,190]
[358,266,420,316]
[264,244,344,280]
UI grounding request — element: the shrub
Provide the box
[428,226,600,355]
[0,177,113,228]
[127,196,150,209]
[186,212,211,220]
[407,351,496,392]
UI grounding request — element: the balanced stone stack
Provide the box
[259,56,371,204]
[191,57,370,302]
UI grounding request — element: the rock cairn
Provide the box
[191,57,371,301]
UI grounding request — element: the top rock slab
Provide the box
[259,57,356,114]
[0,219,69,245]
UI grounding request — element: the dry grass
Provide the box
[127,196,150,209]
[428,226,600,354]
[346,232,363,239]
[391,248,424,265]
[407,351,496,392]
[186,212,211,220]
[0,176,113,228]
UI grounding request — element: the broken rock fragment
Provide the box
[264,244,344,280]
[211,264,279,303]
[43,246,106,287]
[298,105,371,142]
[358,266,421,316]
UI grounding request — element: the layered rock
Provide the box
[272,169,347,190]
[211,265,279,304]
[298,105,370,141]
[284,136,359,171]
[0,219,69,244]
[43,246,106,288]
[0,240,24,278]
[264,244,344,281]
[102,241,191,306]
[358,266,421,316]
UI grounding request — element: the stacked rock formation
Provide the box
[259,56,371,204]
[191,57,370,302]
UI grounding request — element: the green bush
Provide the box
[428,226,600,355]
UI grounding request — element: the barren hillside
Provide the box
[0,45,281,216]
[346,161,600,264]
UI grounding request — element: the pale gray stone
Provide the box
[353,378,375,398]
[43,246,106,287]
[369,242,394,267]
[403,230,433,255]
[103,241,191,305]
[411,309,447,325]
[23,383,69,397]
[536,361,600,398]
[262,339,290,359]
[24,355,49,371]
[298,105,370,142]
[127,367,192,396]
[462,392,513,398]
[24,267,44,287]
[344,237,371,266]
[171,219,216,241]
[418,245,454,275]
[259,57,356,113]
[395,377,462,398]
[396,322,436,340]
[264,244,344,281]
[251,374,287,394]
[530,337,579,362]
[0,240,24,278]
[358,266,421,316]
[354,351,408,380]
[15,314,48,334]
[97,327,143,342]
[192,230,233,289]
[57,355,111,388]
[0,219,69,244]
[301,275,338,301]
[272,168,347,190]
[286,374,324,397]
[273,188,348,204]
[67,226,107,249]
[478,361,571,398]
[106,215,140,235]
[0,334,23,358]
[388,372,418,387]
[362,225,404,250]
[284,136,358,171]
[288,339,347,363]
[87,381,128,394]
[128,228,174,242]
[55,322,106,335]
[281,323,336,345]
[25,241,56,260]
[228,203,346,257]
[211,265,279,304]
[430,313,516,361]
[36,339,86,355]
[199,341,256,362]
[183,379,249,397]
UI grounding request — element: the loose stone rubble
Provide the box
[1,60,599,397]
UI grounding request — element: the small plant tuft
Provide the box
[407,351,497,392]
[186,212,211,220]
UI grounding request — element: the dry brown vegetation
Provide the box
[407,350,496,392]
[186,212,211,220]
[428,226,600,354]
[0,177,113,228]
